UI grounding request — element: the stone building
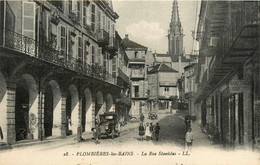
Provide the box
[184,63,197,115]
[0,0,130,144]
[194,1,260,149]
[121,35,149,117]
[147,63,179,114]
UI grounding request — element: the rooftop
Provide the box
[148,63,178,74]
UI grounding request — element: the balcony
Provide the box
[97,29,109,46]
[159,81,176,87]
[129,58,145,64]
[195,1,259,103]
[131,70,145,79]
[118,67,130,84]
[0,28,116,85]
[107,37,119,55]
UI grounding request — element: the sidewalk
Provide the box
[190,121,213,147]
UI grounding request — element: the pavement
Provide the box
[0,113,167,151]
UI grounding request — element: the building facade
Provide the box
[194,1,260,150]
[184,63,197,116]
[0,0,130,144]
[147,63,179,114]
[122,35,149,117]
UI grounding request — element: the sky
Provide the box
[112,0,200,54]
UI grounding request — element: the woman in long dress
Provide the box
[145,122,151,140]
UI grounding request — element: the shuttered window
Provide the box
[23,1,35,39]
[60,25,66,55]
[68,0,72,15]
[83,1,87,26]
[78,37,83,61]
[91,45,95,64]
[91,4,95,32]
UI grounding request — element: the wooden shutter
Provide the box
[23,1,35,39]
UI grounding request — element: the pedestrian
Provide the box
[91,128,99,143]
[145,122,151,140]
[185,128,194,153]
[149,122,154,140]
[185,115,191,132]
[67,116,72,135]
[154,122,160,141]
[138,123,145,140]
[140,113,144,123]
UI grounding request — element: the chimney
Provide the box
[125,34,129,39]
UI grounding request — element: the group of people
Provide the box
[138,122,160,141]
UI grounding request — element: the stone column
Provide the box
[6,81,16,144]
[92,101,96,128]
[38,89,45,140]
[77,94,83,141]
[61,94,67,137]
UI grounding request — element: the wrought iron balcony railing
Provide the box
[219,1,259,55]
[108,37,119,51]
[0,28,116,85]
[97,29,109,45]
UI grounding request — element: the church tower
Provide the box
[168,0,184,61]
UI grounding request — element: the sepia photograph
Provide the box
[0,0,259,164]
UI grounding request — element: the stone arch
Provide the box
[44,80,62,137]
[0,71,7,143]
[15,73,39,141]
[95,91,104,116]
[82,88,92,132]
[66,85,79,135]
[106,93,113,112]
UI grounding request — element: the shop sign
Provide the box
[229,79,251,93]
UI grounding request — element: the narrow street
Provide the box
[0,114,259,165]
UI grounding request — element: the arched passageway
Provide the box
[95,91,103,117]
[15,74,38,141]
[82,89,92,132]
[106,94,113,112]
[66,85,79,135]
[0,71,7,143]
[44,80,61,138]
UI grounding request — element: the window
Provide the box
[134,52,138,58]
[103,53,107,68]
[76,0,81,22]
[52,1,63,11]
[68,0,72,15]
[91,46,95,64]
[97,10,101,32]
[83,1,87,26]
[78,37,82,61]
[134,86,139,97]
[103,15,106,30]
[84,41,89,63]
[165,87,169,92]
[60,26,66,55]
[68,31,73,57]
[107,19,110,35]
[23,1,35,39]
[91,4,95,32]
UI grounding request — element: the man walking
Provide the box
[185,128,194,153]
[154,122,160,141]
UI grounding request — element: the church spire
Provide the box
[170,0,181,27]
[168,0,183,59]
